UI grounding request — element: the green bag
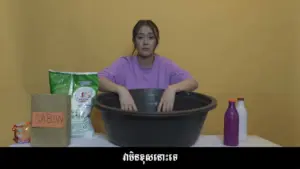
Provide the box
[48,69,99,138]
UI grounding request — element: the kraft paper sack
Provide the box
[30,94,71,147]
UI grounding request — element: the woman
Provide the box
[98,20,198,112]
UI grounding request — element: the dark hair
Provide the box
[131,20,160,55]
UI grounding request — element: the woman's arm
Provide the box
[158,60,198,112]
[98,57,137,111]
[168,61,199,92]
[98,58,126,93]
[98,77,124,93]
[169,78,198,92]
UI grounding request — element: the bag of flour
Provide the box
[48,69,99,138]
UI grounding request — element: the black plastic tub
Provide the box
[94,88,217,147]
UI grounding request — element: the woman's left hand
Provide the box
[157,86,176,112]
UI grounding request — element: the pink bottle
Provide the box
[224,99,239,146]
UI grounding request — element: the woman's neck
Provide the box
[137,55,155,68]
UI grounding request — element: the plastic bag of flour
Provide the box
[48,69,99,138]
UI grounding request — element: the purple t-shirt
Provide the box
[98,55,192,90]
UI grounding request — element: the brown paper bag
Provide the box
[30,94,71,147]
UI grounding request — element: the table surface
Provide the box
[10,134,281,147]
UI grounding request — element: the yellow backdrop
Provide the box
[1,0,299,146]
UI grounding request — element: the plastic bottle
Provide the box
[224,99,239,146]
[236,97,247,141]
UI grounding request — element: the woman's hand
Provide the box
[157,86,176,112]
[117,86,138,111]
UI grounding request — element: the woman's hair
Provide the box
[131,20,160,55]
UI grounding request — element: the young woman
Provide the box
[98,20,198,112]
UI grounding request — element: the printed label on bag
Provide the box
[31,112,64,128]
[73,87,96,103]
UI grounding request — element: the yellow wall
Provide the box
[1,0,299,146]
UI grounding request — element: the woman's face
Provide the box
[135,25,157,58]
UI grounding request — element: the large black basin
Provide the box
[94,88,217,147]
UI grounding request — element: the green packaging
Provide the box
[48,69,99,138]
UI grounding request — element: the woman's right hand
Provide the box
[117,86,138,111]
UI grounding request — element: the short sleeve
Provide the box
[169,62,193,85]
[98,58,126,85]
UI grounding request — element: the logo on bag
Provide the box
[74,87,96,103]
